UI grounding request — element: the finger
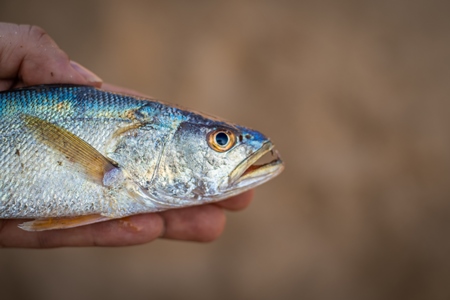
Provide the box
[0,214,164,248]
[0,23,102,90]
[159,205,226,242]
[214,190,254,211]
[69,61,103,87]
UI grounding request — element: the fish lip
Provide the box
[228,141,284,187]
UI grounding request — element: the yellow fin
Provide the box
[22,115,118,184]
[18,214,112,231]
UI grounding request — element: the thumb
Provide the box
[0,23,102,90]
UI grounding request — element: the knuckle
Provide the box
[23,24,48,41]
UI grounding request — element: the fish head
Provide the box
[149,120,284,204]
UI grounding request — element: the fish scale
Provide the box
[0,85,283,230]
[0,86,141,218]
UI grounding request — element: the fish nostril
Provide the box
[245,134,252,140]
[238,135,243,142]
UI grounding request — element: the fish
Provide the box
[0,85,284,231]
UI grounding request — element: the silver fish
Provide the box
[0,85,283,231]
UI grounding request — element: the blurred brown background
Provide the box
[1,1,450,299]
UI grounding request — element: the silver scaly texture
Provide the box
[0,85,283,230]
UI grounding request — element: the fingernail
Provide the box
[70,60,103,85]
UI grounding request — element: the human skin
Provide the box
[0,23,253,248]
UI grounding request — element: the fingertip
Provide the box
[0,23,103,88]
[159,205,226,243]
[69,61,103,87]
[215,190,254,211]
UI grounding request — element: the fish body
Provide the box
[0,85,283,230]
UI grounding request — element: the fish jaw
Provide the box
[220,141,284,192]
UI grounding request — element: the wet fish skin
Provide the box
[0,85,283,230]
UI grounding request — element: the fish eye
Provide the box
[215,132,229,146]
[208,130,236,152]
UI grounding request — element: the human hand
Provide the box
[0,23,253,248]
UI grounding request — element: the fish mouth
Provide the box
[228,141,284,188]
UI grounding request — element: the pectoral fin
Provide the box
[22,115,118,185]
[18,214,113,231]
